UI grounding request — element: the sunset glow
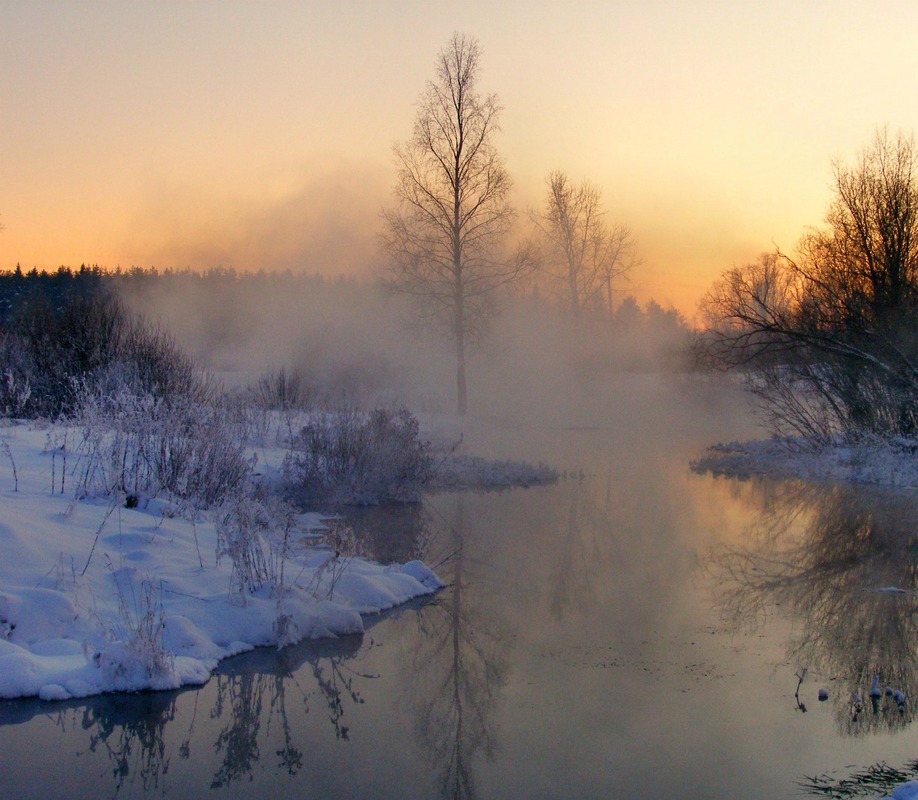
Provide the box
[3,0,918,317]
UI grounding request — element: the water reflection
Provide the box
[706,479,918,736]
[341,501,433,565]
[82,690,178,795]
[0,490,516,800]
[402,496,509,800]
[2,631,382,798]
[208,635,369,787]
[13,447,900,799]
[548,469,627,621]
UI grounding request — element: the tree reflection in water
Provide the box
[209,634,375,787]
[548,467,627,622]
[706,478,918,736]
[45,631,377,797]
[402,495,508,800]
[80,690,179,795]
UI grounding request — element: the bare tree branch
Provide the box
[699,130,918,443]
[533,171,636,318]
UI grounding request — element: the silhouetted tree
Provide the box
[381,32,528,415]
[701,129,918,443]
[534,170,635,318]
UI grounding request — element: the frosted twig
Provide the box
[1,440,17,491]
[81,499,120,577]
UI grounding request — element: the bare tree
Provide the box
[381,33,527,415]
[534,170,636,318]
[700,130,918,443]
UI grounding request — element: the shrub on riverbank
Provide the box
[284,408,432,505]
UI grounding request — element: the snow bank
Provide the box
[692,436,918,488]
[0,423,443,701]
[428,453,558,491]
[881,781,918,800]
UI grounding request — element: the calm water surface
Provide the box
[3,376,918,799]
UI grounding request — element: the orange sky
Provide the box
[3,1,918,318]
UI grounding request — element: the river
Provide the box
[2,374,918,799]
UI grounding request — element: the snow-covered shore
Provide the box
[882,781,918,800]
[0,423,443,702]
[692,436,918,488]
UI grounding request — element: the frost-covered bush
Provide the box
[307,519,363,600]
[285,407,431,505]
[215,498,272,598]
[0,284,210,420]
[248,366,319,445]
[428,453,560,491]
[211,386,274,450]
[119,319,210,405]
[0,333,32,420]
[73,381,249,508]
[215,497,300,600]
[252,366,316,412]
[2,289,126,418]
[99,566,175,684]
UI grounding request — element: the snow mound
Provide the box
[881,780,918,800]
[692,436,918,488]
[0,423,444,701]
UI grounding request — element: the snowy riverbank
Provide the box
[692,436,918,488]
[0,422,443,701]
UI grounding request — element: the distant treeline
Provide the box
[0,263,690,331]
[0,264,363,323]
[0,264,107,322]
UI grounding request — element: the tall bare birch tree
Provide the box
[381,33,523,415]
[535,171,636,318]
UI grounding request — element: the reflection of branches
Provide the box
[706,479,918,736]
[306,648,369,741]
[81,691,177,796]
[343,501,434,565]
[209,634,372,787]
[548,468,626,621]
[264,666,303,775]
[178,690,199,761]
[210,672,264,787]
[549,477,594,621]
[58,631,377,795]
[404,496,508,800]
[794,667,808,713]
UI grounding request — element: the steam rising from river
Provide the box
[118,271,751,439]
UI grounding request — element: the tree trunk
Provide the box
[568,263,580,318]
[455,314,467,415]
[454,148,467,416]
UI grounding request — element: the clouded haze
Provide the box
[3,1,918,316]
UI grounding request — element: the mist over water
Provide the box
[116,271,711,434]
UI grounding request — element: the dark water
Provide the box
[3,375,918,799]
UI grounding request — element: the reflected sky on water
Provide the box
[3,377,918,799]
